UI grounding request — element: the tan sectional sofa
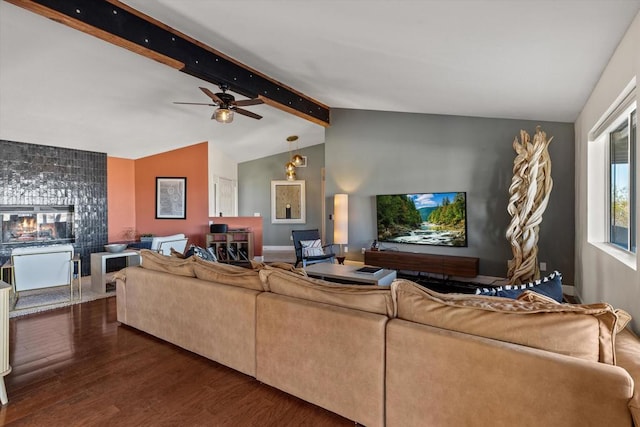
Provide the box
[115,250,640,427]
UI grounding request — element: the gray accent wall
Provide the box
[238,144,325,246]
[238,109,575,282]
[325,109,575,282]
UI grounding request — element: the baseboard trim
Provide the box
[263,246,295,251]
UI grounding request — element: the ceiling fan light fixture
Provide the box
[214,107,234,123]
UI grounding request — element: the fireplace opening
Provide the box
[1,205,75,245]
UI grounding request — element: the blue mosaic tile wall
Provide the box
[0,140,107,276]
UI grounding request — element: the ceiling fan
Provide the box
[174,84,264,123]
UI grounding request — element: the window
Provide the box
[609,109,636,253]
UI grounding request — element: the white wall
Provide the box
[208,144,238,217]
[575,12,640,332]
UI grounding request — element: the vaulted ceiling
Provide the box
[1,0,639,162]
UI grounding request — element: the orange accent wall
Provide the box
[107,157,136,242]
[134,142,209,247]
[107,142,264,255]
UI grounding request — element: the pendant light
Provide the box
[288,135,304,166]
[284,135,300,180]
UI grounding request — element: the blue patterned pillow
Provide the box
[475,271,563,303]
[185,244,217,262]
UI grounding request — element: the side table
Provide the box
[91,251,140,294]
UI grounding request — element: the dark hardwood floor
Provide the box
[1,297,352,426]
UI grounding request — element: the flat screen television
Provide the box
[376,192,467,247]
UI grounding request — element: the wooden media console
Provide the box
[364,250,479,278]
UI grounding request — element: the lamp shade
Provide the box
[333,194,348,245]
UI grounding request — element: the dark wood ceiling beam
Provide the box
[6,0,331,127]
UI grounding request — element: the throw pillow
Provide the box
[184,244,217,262]
[474,271,563,302]
[300,239,324,257]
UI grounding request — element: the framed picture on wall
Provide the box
[156,177,187,219]
[271,180,306,224]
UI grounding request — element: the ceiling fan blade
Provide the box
[234,98,264,107]
[199,87,223,104]
[235,108,263,120]
[174,102,216,106]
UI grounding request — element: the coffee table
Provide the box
[304,263,396,286]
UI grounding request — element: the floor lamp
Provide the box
[333,194,348,264]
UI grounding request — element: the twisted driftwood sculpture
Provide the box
[506,126,553,285]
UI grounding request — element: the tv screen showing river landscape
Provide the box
[376,192,467,247]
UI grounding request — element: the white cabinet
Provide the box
[0,282,10,405]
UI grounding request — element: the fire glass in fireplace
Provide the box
[1,205,75,245]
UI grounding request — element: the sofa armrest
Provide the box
[115,269,129,324]
[386,319,634,427]
[616,328,640,426]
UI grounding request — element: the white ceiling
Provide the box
[1,0,639,162]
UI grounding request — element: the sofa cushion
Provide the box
[615,328,640,425]
[475,271,564,302]
[392,279,629,364]
[192,256,264,291]
[250,260,308,276]
[516,291,632,334]
[170,247,186,258]
[139,249,195,277]
[260,269,394,317]
[516,289,560,304]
